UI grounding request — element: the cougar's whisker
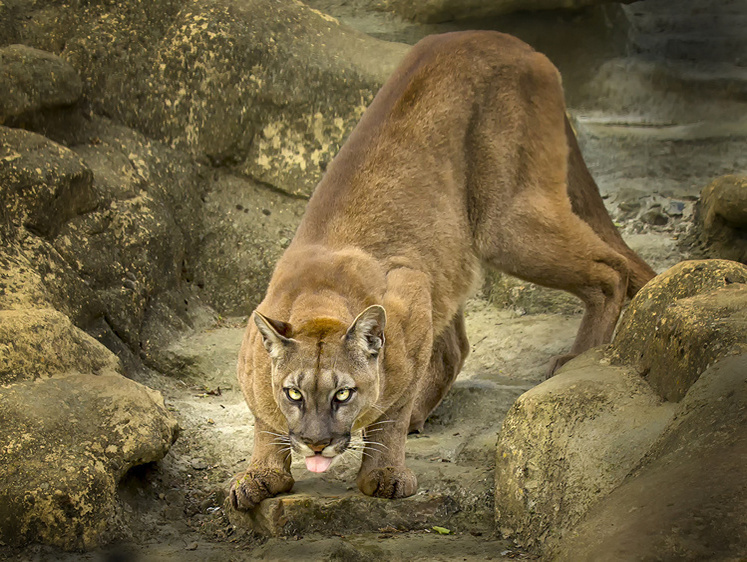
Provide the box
[260,430,290,437]
[359,439,389,451]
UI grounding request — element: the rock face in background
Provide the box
[375,0,618,24]
[190,174,306,316]
[3,0,407,198]
[495,260,747,558]
[0,126,96,240]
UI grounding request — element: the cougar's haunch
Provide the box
[229,31,656,510]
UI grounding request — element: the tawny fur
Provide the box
[230,31,656,510]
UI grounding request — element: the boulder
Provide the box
[0,243,58,313]
[696,175,747,264]
[550,353,747,561]
[0,307,121,385]
[494,259,747,555]
[494,349,676,549]
[0,126,97,240]
[0,371,178,550]
[612,259,747,401]
[0,45,82,124]
[35,0,408,197]
[53,184,185,351]
[0,119,204,362]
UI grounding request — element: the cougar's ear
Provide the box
[345,305,386,358]
[253,311,295,360]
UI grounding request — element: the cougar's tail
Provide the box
[564,116,656,297]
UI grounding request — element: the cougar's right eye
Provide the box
[284,387,302,402]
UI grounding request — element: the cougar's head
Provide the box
[253,305,386,473]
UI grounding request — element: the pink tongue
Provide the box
[305,455,333,473]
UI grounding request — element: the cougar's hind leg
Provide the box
[409,309,470,433]
[471,53,628,376]
[564,116,657,298]
[484,195,629,377]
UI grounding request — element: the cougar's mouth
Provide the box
[305,454,334,473]
[297,434,351,473]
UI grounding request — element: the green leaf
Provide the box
[432,526,451,535]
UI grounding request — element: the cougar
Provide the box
[229,31,655,509]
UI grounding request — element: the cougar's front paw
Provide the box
[547,353,577,378]
[357,466,417,499]
[229,468,294,510]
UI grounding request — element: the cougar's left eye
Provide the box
[333,388,354,403]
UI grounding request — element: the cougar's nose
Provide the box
[307,440,330,453]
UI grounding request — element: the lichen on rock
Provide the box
[51,0,407,197]
[0,44,82,124]
[0,372,178,550]
[0,307,121,385]
[612,259,747,401]
[494,259,747,557]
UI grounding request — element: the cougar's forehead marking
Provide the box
[295,317,347,340]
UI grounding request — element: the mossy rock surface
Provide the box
[0,44,82,123]
[0,126,96,240]
[550,354,747,561]
[0,307,121,385]
[613,259,747,401]
[0,372,178,550]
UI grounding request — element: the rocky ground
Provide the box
[2,0,746,560]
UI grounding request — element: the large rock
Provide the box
[0,45,82,124]
[0,242,58,313]
[0,119,206,364]
[0,307,121,385]
[551,353,747,561]
[28,0,408,197]
[0,371,178,550]
[0,301,176,550]
[494,260,747,556]
[0,126,97,239]
[612,259,747,401]
[55,125,200,363]
[494,349,676,549]
[696,175,747,264]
